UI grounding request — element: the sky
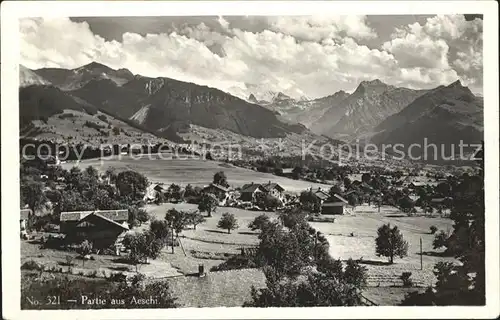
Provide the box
[19,15,483,99]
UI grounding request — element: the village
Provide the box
[18,148,484,308]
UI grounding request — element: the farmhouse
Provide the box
[20,208,32,231]
[60,209,129,250]
[321,193,349,215]
[202,183,230,204]
[239,183,267,202]
[262,181,285,201]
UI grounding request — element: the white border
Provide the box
[1,1,499,319]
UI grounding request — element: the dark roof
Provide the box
[20,209,32,220]
[77,212,129,230]
[326,193,349,204]
[164,268,266,307]
[241,183,265,193]
[263,182,285,192]
[60,209,128,222]
[154,184,166,192]
[203,183,229,192]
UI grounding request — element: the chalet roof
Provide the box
[165,268,266,308]
[314,189,330,200]
[325,193,349,204]
[203,183,229,192]
[77,212,129,230]
[153,184,166,192]
[241,183,265,193]
[20,209,32,220]
[263,182,285,192]
[60,209,128,222]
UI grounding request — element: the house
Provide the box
[60,209,129,251]
[313,188,330,204]
[321,193,349,215]
[239,183,267,202]
[202,183,230,205]
[262,181,285,201]
[20,208,32,231]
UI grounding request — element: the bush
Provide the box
[107,272,127,282]
[217,212,239,234]
[97,114,108,123]
[84,121,105,131]
[248,214,271,232]
[210,255,258,272]
[58,113,75,120]
[22,260,44,271]
[430,225,438,234]
[400,272,413,287]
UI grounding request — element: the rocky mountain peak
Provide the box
[248,93,258,103]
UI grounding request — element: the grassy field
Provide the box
[21,201,455,306]
[311,205,455,287]
[61,155,331,192]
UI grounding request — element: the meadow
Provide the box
[61,155,331,192]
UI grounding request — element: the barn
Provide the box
[321,194,349,215]
[60,210,129,250]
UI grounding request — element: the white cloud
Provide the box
[20,15,482,98]
[382,14,483,92]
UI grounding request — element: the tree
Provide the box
[165,209,187,237]
[245,264,364,307]
[328,184,342,197]
[20,178,47,214]
[78,240,93,267]
[217,213,239,234]
[361,172,371,184]
[149,219,172,246]
[375,223,408,264]
[186,211,206,230]
[299,190,321,213]
[398,196,415,214]
[248,214,271,232]
[183,184,197,198]
[167,184,182,202]
[123,232,163,272]
[115,170,148,203]
[255,193,281,211]
[198,193,218,217]
[346,193,359,209]
[104,167,117,184]
[213,171,229,187]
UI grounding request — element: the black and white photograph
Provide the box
[1,1,499,319]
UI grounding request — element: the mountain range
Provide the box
[19,62,306,141]
[19,62,483,162]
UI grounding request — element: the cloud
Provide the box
[266,16,377,42]
[382,14,483,92]
[20,15,482,99]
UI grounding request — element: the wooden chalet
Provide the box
[202,183,230,204]
[262,181,285,201]
[60,209,129,250]
[239,183,267,202]
[321,193,349,215]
